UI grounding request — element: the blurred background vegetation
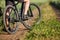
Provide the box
[0,0,60,40]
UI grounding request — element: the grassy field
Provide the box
[25,3,60,40]
[25,0,60,40]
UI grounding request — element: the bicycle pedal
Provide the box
[28,15,33,17]
[22,18,28,21]
[14,19,19,22]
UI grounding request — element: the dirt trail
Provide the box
[0,23,28,40]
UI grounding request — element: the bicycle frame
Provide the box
[3,1,41,33]
[11,0,25,21]
[9,0,33,22]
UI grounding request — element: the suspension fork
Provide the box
[12,1,19,22]
[20,2,25,19]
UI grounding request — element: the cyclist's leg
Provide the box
[18,0,30,20]
[24,0,30,15]
[18,0,30,15]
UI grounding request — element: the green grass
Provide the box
[0,0,5,33]
[25,3,60,40]
[31,0,49,3]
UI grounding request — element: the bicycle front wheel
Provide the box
[3,5,18,34]
[22,3,41,29]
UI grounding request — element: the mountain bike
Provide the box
[3,1,41,34]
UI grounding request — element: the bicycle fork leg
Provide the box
[28,6,33,17]
[28,7,33,17]
[20,2,25,19]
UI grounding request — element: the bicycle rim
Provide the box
[3,5,18,34]
[22,3,41,30]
